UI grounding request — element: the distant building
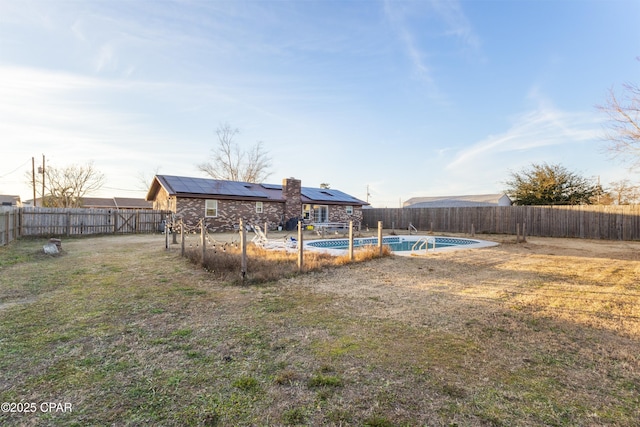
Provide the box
[80,197,153,210]
[0,195,21,207]
[23,197,152,209]
[404,194,512,208]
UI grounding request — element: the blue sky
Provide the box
[1,0,638,207]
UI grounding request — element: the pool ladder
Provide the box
[412,236,435,252]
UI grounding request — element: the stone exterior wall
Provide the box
[282,178,302,222]
[328,205,363,226]
[175,197,284,232]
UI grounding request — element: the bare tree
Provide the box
[598,72,640,169]
[197,123,272,183]
[28,161,105,207]
[136,166,162,192]
[607,179,640,205]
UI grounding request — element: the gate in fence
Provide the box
[0,207,169,245]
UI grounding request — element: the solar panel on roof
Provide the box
[159,176,364,203]
[261,183,282,190]
[161,176,269,198]
[301,187,361,203]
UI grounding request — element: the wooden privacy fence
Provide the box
[0,207,21,246]
[363,205,640,241]
[0,207,169,245]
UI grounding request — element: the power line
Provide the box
[102,186,146,193]
[0,159,31,179]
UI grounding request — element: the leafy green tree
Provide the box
[505,163,600,205]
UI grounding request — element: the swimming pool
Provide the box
[305,235,498,255]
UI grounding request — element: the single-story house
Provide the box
[146,175,369,232]
[403,194,512,208]
[0,195,21,207]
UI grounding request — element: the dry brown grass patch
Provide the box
[183,241,392,284]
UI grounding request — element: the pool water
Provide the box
[383,239,456,251]
[305,236,490,254]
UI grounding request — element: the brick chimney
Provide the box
[282,177,302,222]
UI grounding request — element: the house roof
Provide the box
[81,197,153,209]
[147,175,368,206]
[404,194,511,208]
[23,197,152,209]
[0,195,20,206]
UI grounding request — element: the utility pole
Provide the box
[32,157,36,207]
[41,154,45,204]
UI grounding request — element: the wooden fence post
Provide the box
[471,223,475,237]
[171,216,177,244]
[240,219,247,282]
[165,219,169,249]
[378,221,383,256]
[2,211,7,245]
[180,220,185,257]
[348,220,354,261]
[516,223,521,243]
[522,221,527,243]
[200,219,206,265]
[297,220,304,272]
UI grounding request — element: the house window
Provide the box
[313,205,328,223]
[345,205,353,215]
[205,200,218,217]
[256,201,263,213]
[302,204,311,220]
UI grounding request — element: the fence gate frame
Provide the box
[114,211,137,234]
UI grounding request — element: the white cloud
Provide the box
[94,43,116,72]
[383,0,435,88]
[429,0,481,52]
[382,0,481,100]
[0,65,201,196]
[447,105,601,170]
